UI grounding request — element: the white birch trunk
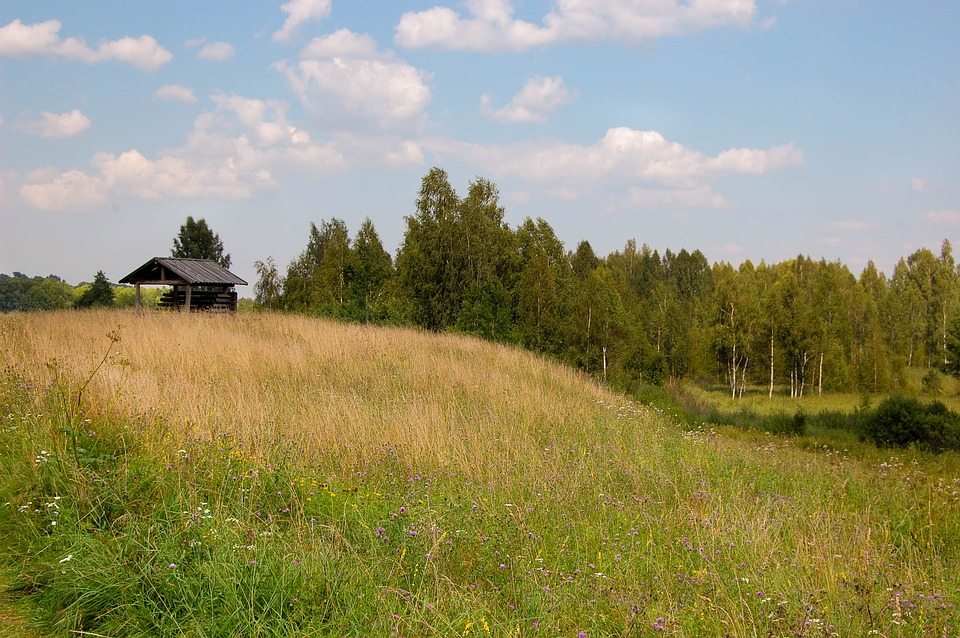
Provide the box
[818,352,824,396]
[769,332,775,398]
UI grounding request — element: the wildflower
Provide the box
[531,620,540,629]
[499,563,507,570]
[375,526,386,539]
[577,631,587,638]
[652,617,666,632]
[399,506,407,515]
[168,563,177,570]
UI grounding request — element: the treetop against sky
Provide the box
[0,0,957,286]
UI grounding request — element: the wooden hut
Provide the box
[120,257,247,312]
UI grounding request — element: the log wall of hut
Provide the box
[157,286,238,312]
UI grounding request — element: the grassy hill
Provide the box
[0,310,958,636]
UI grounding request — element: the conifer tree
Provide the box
[75,271,114,308]
[172,216,231,268]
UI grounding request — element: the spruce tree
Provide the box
[75,271,114,308]
[172,216,231,268]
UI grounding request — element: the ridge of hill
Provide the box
[0,310,957,636]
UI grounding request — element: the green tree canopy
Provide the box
[75,271,115,308]
[172,216,231,268]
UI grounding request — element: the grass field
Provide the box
[1,310,958,636]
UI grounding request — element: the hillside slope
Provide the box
[0,310,958,637]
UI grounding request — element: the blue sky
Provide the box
[1,0,958,288]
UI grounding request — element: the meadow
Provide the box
[0,310,958,637]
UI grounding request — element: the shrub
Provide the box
[860,395,960,451]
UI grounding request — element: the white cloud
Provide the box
[197,41,235,61]
[925,210,960,226]
[824,220,877,232]
[0,18,172,71]
[480,75,575,123]
[26,110,91,138]
[277,28,431,130]
[628,184,732,210]
[422,127,801,212]
[717,243,745,257]
[910,177,927,193]
[20,167,107,211]
[18,94,424,212]
[427,127,802,184]
[274,0,332,43]
[154,84,198,103]
[396,0,759,52]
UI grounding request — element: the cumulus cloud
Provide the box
[0,18,172,71]
[197,41,235,61]
[277,28,431,130]
[154,84,198,103]
[18,94,424,212]
[480,75,574,123]
[396,0,759,52]
[422,127,801,211]
[925,210,960,226]
[427,127,802,184]
[26,110,91,138]
[273,0,332,43]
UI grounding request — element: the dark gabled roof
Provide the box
[119,257,247,286]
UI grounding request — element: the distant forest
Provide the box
[253,168,960,395]
[0,273,158,312]
[5,167,959,395]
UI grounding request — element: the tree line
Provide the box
[253,167,960,396]
[0,217,226,312]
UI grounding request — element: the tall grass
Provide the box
[0,310,958,636]
[2,310,613,484]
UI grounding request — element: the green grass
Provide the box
[1,314,959,636]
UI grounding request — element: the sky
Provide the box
[1,0,958,290]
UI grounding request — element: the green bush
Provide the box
[860,395,960,451]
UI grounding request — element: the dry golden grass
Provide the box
[0,309,643,481]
